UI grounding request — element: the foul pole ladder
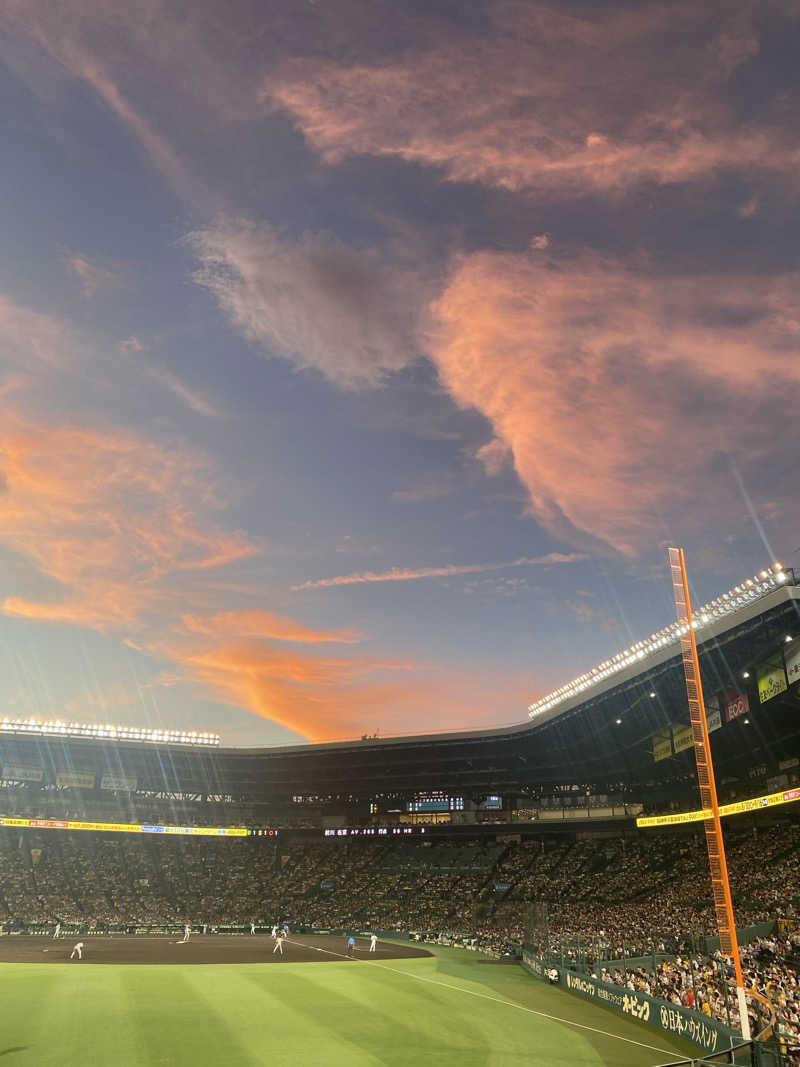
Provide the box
[667,547,751,1041]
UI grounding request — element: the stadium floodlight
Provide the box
[0,717,221,746]
[528,562,790,718]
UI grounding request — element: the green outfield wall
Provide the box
[522,950,742,1058]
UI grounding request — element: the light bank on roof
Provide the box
[528,562,797,723]
[0,719,221,746]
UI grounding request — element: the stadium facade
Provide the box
[1,573,798,833]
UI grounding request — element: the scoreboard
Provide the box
[322,826,428,838]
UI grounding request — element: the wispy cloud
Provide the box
[293,553,585,590]
[0,293,77,371]
[117,338,222,417]
[187,219,424,389]
[268,2,798,197]
[0,413,257,631]
[390,478,455,504]
[148,366,220,418]
[180,610,361,644]
[567,600,620,631]
[65,252,116,298]
[35,30,205,205]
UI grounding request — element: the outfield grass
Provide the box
[0,941,701,1065]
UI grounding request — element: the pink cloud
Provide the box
[293,553,585,590]
[268,3,798,196]
[425,249,800,552]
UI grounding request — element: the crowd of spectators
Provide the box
[591,934,800,1061]
[1,821,798,1055]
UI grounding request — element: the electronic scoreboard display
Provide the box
[322,826,428,837]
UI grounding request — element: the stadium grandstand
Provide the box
[1,562,799,1064]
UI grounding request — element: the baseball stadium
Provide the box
[0,563,798,1066]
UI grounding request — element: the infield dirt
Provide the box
[0,934,432,965]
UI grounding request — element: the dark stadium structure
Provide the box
[2,576,799,830]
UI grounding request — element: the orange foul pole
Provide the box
[668,548,751,1040]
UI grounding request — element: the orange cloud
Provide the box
[425,250,800,552]
[293,553,585,590]
[3,594,145,631]
[162,637,530,742]
[0,415,257,631]
[180,610,361,644]
[269,3,797,196]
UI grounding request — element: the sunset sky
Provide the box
[1,0,798,746]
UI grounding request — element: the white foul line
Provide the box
[285,939,677,1060]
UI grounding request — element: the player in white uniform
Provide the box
[181,923,191,943]
[70,941,84,960]
[53,923,61,939]
[272,932,285,955]
[271,924,278,938]
[369,934,378,953]
[250,921,256,935]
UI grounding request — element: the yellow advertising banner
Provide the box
[637,809,709,827]
[671,723,693,754]
[637,786,800,827]
[652,731,673,762]
[757,662,787,704]
[0,816,249,837]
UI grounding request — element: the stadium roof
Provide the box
[1,580,799,801]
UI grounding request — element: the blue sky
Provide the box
[1,0,799,745]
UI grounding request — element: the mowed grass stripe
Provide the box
[124,968,263,1066]
[1,964,142,1066]
[241,966,511,1066]
[184,965,383,1066]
